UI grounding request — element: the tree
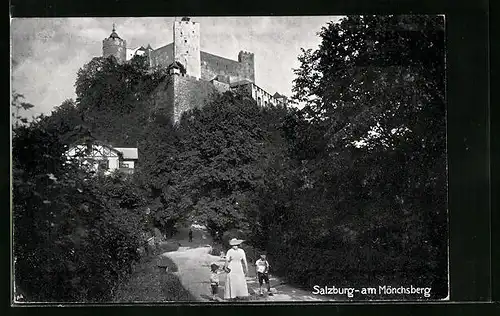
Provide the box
[269,15,448,296]
[11,92,34,128]
[73,56,164,147]
[140,92,269,236]
[293,15,444,149]
[13,103,148,302]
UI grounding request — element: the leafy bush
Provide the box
[114,255,194,302]
[160,273,195,301]
[156,255,178,272]
[250,15,447,299]
[12,110,148,302]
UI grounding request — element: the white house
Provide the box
[126,46,148,61]
[66,142,138,176]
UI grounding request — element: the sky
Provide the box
[11,16,342,117]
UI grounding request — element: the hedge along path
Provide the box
[163,245,333,302]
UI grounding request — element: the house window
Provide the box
[119,161,131,169]
[185,39,187,43]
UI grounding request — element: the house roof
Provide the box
[67,143,123,159]
[67,139,138,160]
[115,147,139,160]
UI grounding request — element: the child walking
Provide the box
[209,262,222,300]
[255,254,273,296]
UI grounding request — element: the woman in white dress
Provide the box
[223,238,249,300]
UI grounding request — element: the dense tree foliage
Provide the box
[74,55,166,147]
[11,92,35,128]
[12,56,171,302]
[141,92,283,237]
[12,95,149,302]
[13,15,447,301]
[262,15,447,296]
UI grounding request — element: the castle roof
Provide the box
[169,61,184,69]
[108,24,122,40]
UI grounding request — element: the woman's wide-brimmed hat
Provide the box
[229,238,244,246]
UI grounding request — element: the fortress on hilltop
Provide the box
[102,17,289,123]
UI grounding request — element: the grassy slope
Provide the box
[113,253,195,302]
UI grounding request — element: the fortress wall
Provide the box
[150,77,175,122]
[231,83,253,97]
[150,43,174,68]
[172,75,219,123]
[252,84,278,107]
[212,80,230,93]
[201,51,253,83]
[149,75,218,124]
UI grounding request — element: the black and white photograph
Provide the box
[11,15,448,303]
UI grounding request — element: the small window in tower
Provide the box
[185,39,187,43]
[186,50,189,54]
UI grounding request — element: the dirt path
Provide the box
[164,245,334,302]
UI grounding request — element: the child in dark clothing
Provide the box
[209,262,222,300]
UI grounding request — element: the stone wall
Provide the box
[200,51,254,83]
[211,80,230,94]
[148,44,255,86]
[252,84,277,107]
[103,38,127,63]
[150,76,175,122]
[172,75,218,123]
[150,43,174,69]
[237,51,255,83]
[150,74,219,124]
[174,20,201,79]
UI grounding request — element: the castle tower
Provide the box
[102,24,127,63]
[238,51,255,83]
[173,17,201,79]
